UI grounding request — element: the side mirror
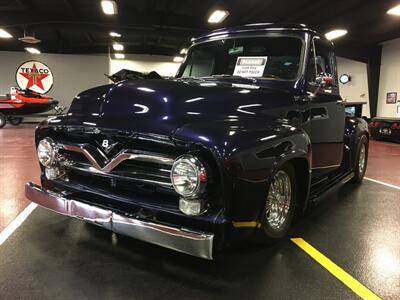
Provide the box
[315,72,334,87]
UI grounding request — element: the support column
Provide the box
[366,45,382,118]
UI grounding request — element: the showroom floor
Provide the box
[0,125,399,299]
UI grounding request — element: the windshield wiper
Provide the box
[176,76,202,81]
[201,74,258,83]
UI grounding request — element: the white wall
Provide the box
[0,51,179,111]
[0,51,109,109]
[377,38,400,118]
[109,54,181,77]
[337,57,370,118]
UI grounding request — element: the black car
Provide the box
[25,23,369,259]
[369,117,400,143]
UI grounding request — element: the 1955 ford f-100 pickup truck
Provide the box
[26,23,369,259]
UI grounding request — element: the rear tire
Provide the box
[8,117,23,126]
[0,113,6,128]
[351,134,368,183]
[252,163,297,244]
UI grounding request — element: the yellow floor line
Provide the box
[291,238,381,300]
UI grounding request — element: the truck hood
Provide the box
[64,79,298,140]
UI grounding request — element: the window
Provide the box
[307,38,335,84]
[178,37,303,80]
[182,50,215,78]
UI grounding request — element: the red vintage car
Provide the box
[0,87,59,128]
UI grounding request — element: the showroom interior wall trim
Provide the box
[377,38,400,118]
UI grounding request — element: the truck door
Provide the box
[306,37,345,179]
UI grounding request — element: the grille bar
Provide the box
[56,142,176,190]
[64,163,173,187]
[59,143,175,172]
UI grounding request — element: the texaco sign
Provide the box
[15,61,54,94]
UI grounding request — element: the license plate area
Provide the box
[379,127,392,135]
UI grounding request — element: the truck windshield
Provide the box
[178,36,303,81]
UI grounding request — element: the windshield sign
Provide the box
[233,56,268,77]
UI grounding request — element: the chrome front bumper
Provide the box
[25,182,214,259]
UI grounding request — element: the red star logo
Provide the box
[19,64,49,91]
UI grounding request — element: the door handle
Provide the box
[336,100,344,105]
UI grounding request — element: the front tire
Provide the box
[8,117,23,126]
[253,163,297,243]
[0,113,6,128]
[351,135,369,183]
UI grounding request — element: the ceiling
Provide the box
[1,0,400,62]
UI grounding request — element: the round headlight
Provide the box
[37,138,56,167]
[171,155,207,198]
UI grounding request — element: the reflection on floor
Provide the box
[0,125,40,232]
[0,180,398,299]
[367,140,400,186]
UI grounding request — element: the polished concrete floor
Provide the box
[0,124,39,232]
[0,124,400,299]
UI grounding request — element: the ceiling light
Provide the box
[114,53,125,59]
[325,29,348,40]
[113,43,124,51]
[0,28,12,38]
[173,56,184,63]
[109,31,121,37]
[25,47,40,54]
[387,5,400,15]
[180,48,188,55]
[101,0,117,15]
[208,10,229,23]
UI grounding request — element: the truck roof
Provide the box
[193,23,319,43]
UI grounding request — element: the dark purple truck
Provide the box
[26,24,369,259]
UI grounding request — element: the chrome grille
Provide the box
[58,142,176,189]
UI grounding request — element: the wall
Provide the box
[109,54,181,77]
[377,38,400,118]
[0,51,108,108]
[0,51,180,111]
[337,57,370,118]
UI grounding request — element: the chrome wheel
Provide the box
[265,170,292,231]
[358,143,366,174]
[0,114,6,128]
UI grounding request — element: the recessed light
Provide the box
[0,28,12,38]
[101,0,117,15]
[387,5,400,15]
[113,43,124,51]
[109,32,121,37]
[114,53,125,59]
[325,29,348,40]
[180,48,188,55]
[208,10,229,23]
[173,56,184,63]
[25,47,41,54]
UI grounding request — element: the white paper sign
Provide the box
[233,56,268,77]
